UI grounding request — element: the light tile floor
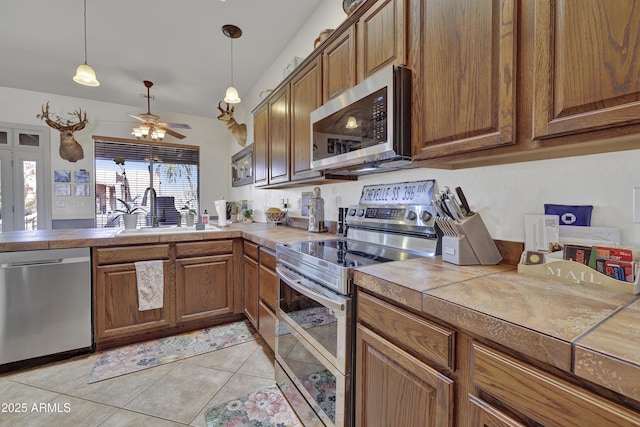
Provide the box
[0,338,276,426]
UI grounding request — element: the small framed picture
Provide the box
[301,192,313,217]
[74,169,90,183]
[54,170,71,182]
[54,183,71,196]
[75,184,90,197]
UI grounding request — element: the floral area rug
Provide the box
[277,306,337,336]
[88,320,259,383]
[204,385,303,427]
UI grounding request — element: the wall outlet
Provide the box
[633,188,640,223]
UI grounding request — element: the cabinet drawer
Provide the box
[259,263,278,311]
[259,247,276,270]
[243,241,259,261]
[175,240,233,258]
[259,301,276,352]
[95,244,170,265]
[357,291,455,370]
[471,342,640,426]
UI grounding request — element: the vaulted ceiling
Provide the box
[0,0,326,118]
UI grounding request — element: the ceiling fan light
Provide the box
[73,63,100,87]
[140,126,150,137]
[132,127,143,139]
[154,129,166,140]
[224,86,241,104]
[346,115,359,129]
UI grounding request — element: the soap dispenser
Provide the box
[201,209,209,225]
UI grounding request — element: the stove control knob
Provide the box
[421,211,433,222]
[357,209,365,217]
[406,210,417,221]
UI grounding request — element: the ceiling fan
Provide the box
[129,80,191,140]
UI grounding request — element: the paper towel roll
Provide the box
[214,200,227,227]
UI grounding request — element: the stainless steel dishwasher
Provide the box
[0,247,92,365]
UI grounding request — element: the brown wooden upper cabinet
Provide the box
[531,0,640,140]
[411,0,517,160]
[290,57,323,181]
[323,26,356,102]
[357,0,407,81]
[253,104,268,186]
[268,86,291,184]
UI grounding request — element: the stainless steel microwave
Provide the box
[310,65,412,174]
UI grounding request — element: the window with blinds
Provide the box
[94,138,199,228]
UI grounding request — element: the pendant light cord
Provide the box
[83,0,88,64]
[230,36,234,87]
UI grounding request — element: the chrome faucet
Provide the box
[141,187,158,227]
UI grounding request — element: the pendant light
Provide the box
[222,25,242,104]
[346,116,359,129]
[73,0,100,86]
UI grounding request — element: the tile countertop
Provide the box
[0,223,333,252]
[354,256,640,403]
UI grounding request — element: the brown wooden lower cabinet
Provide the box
[257,247,278,352]
[471,342,640,427]
[175,254,234,324]
[355,324,454,427]
[94,260,173,341]
[355,288,640,426]
[243,252,259,329]
[94,239,243,349]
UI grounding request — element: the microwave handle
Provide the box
[276,266,346,313]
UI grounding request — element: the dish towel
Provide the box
[134,260,164,311]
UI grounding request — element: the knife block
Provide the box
[441,213,502,265]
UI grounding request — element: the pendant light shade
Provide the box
[222,25,242,104]
[74,0,99,87]
[346,115,358,129]
[224,86,241,103]
[73,63,100,86]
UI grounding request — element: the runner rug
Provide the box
[88,320,259,383]
[204,385,303,427]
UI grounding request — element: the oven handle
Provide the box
[276,266,347,313]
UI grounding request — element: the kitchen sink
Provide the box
[117,225,222,235]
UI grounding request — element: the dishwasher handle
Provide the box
[0,256,90,268]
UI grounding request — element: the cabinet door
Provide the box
[290,57,322,181]
[412,0,516,159]
[243,254,259,329]
[355,324,454,427]
[357,0,406,81]
[323,26,356,102]
[532,1,640,140]
[95,261,172,341]
[468,395,525,427]
[253,104,269,186]
[175,254,234,324]
[268,86,290,184]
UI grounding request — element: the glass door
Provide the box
[0,127,46,231]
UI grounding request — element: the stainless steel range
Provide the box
[275,179,439,427]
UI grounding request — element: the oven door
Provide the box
[276,264,352,427]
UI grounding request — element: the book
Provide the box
[562,245,593,265]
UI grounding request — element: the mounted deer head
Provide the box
[39,102,87,163]
[217,101,247,147]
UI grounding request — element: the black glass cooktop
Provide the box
[282,239,421,268]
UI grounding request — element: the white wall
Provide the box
[0,86,232,225]
[229,0,640,247]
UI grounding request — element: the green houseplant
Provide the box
[116,198,145,229]
[181,200,197,227]
[242,209,253,223]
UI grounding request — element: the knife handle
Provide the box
[455,186,473,215]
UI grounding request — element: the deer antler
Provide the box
[39,102,88,131]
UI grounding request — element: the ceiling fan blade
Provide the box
[159,122,192,129]
[128,114,146,123]
[161,127,186,139]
